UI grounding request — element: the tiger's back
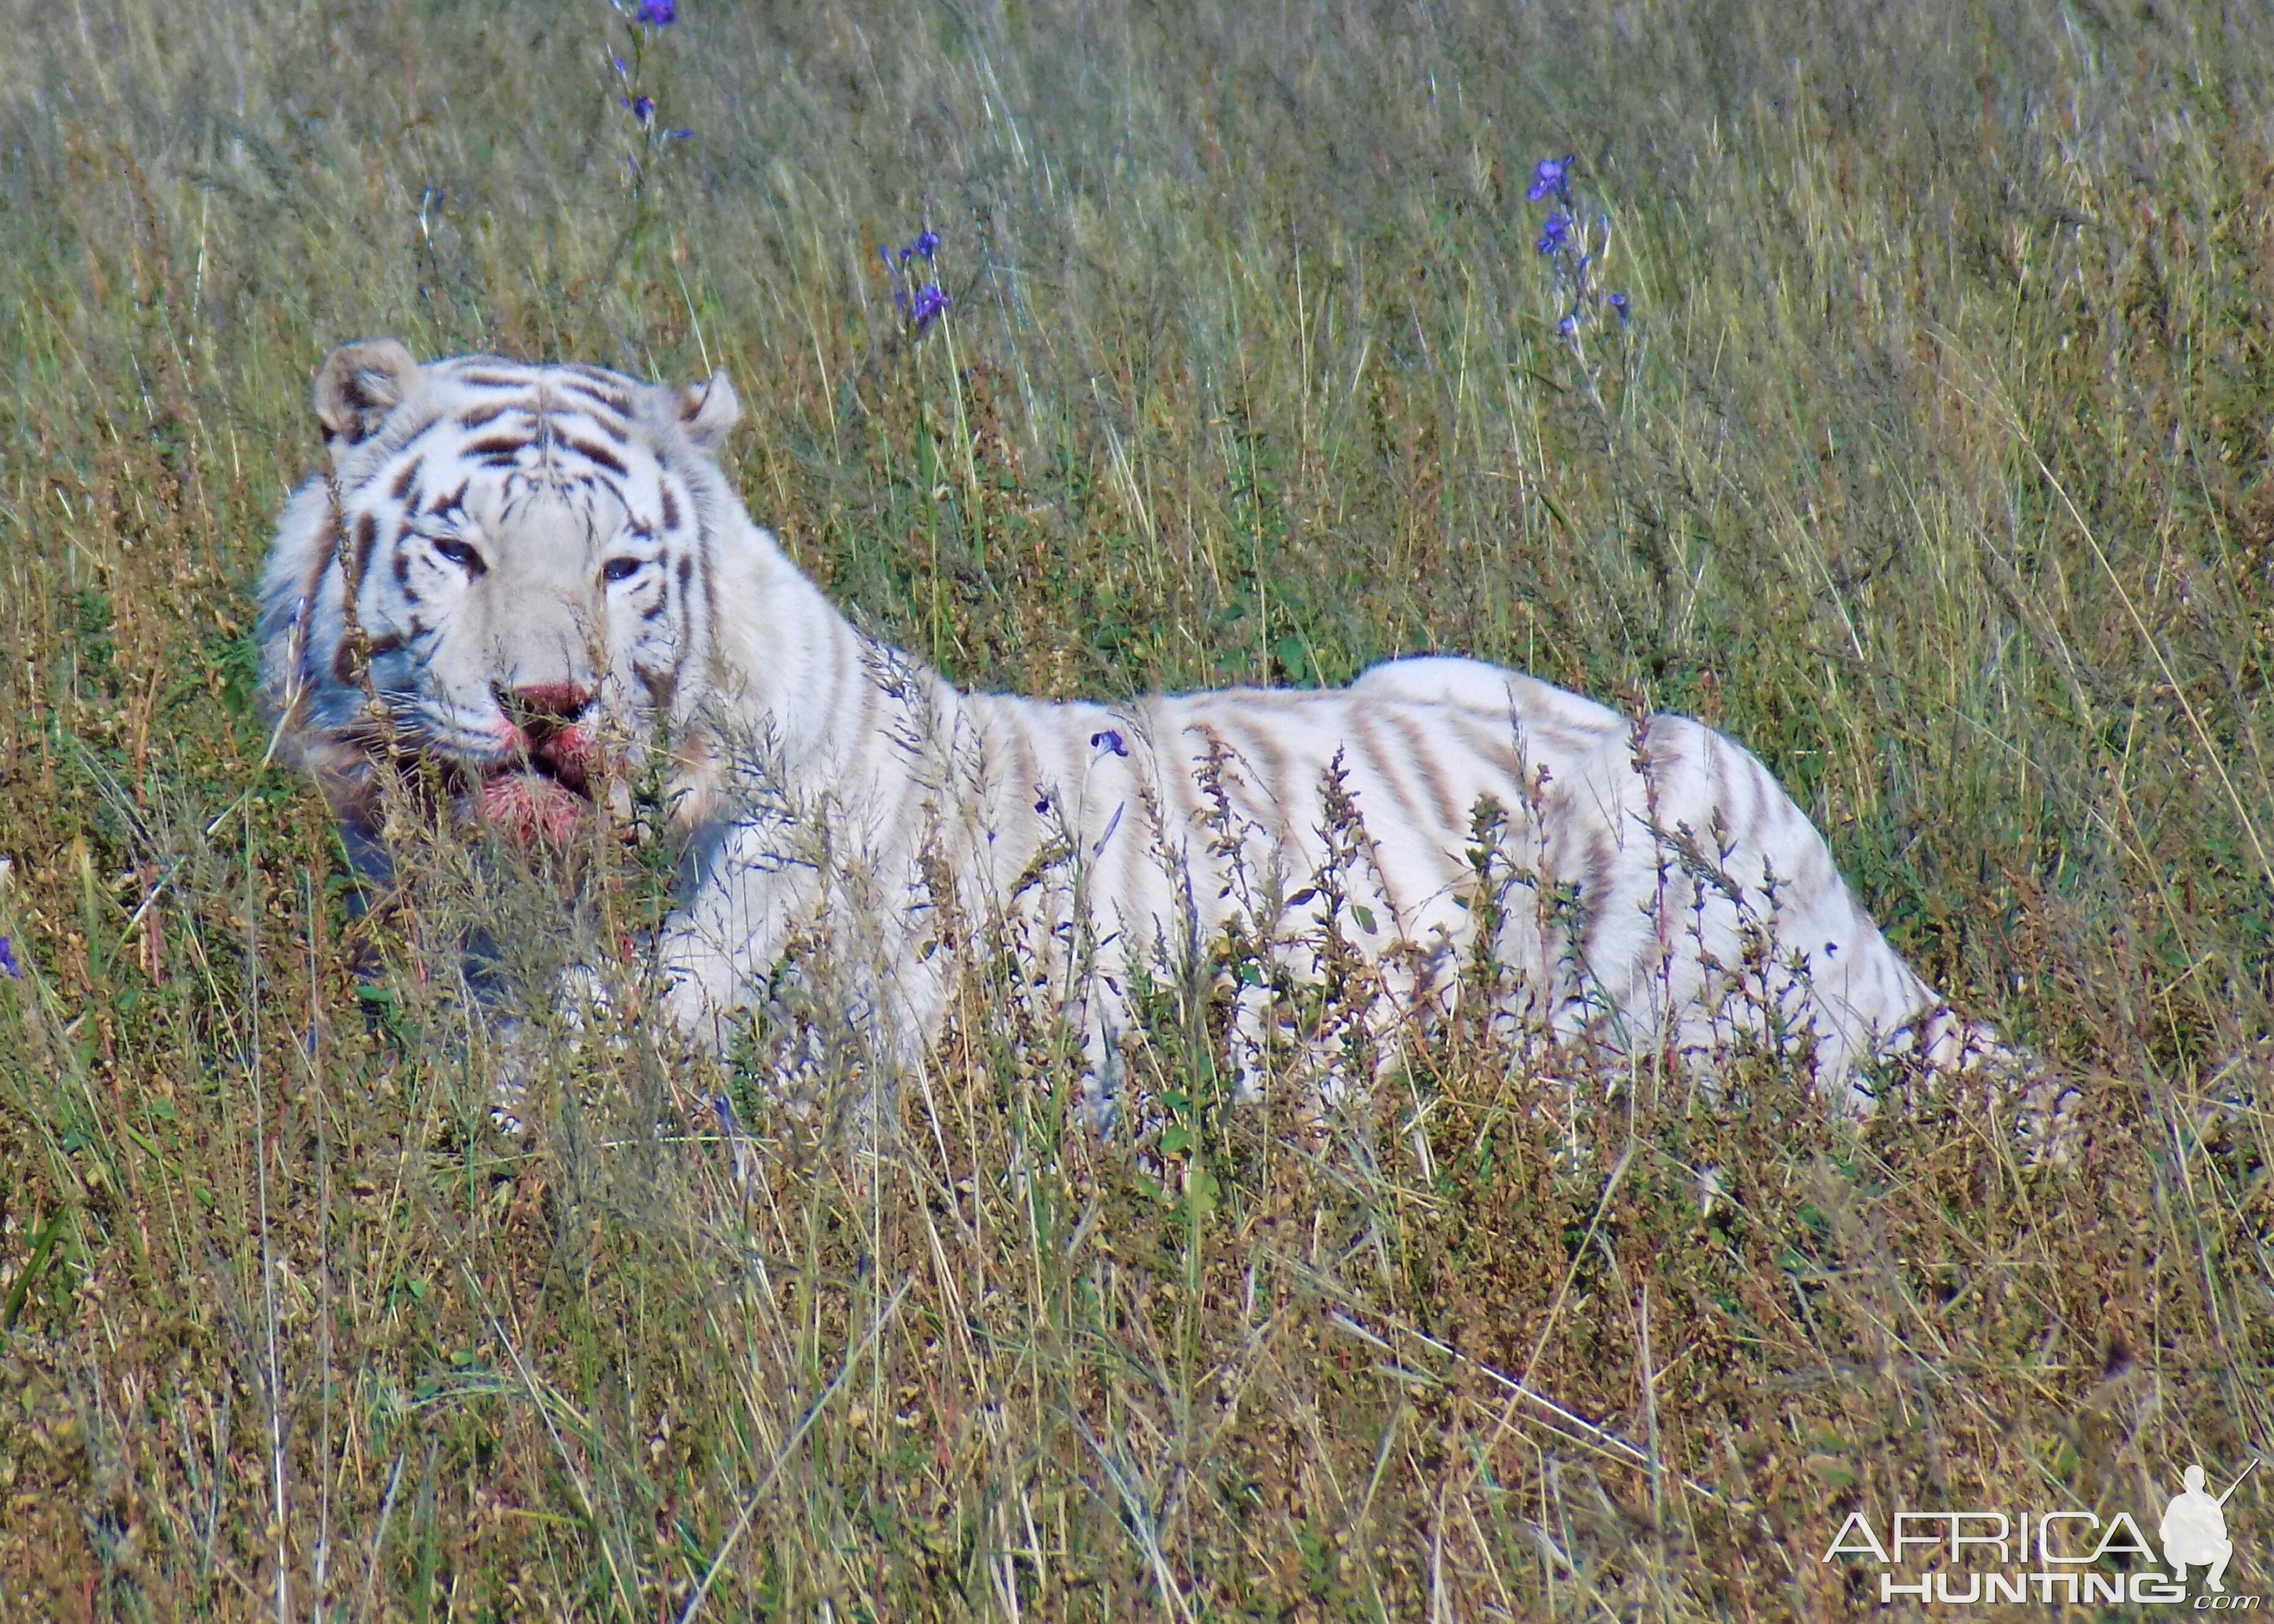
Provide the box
[928,665,1965,1103]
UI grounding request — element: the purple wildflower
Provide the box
[622,94,656,127]
[0,936,18,978]
[665,127,694,141]
[909,282,951,330]
[876,232,951,328]
[1609,292,1631,322]
[636,0,676,25]
[1527,154,1573,203]
[1536,213,1570,255]
[1090,728,1128,758]
[1557,312,1579,337]
[1033,791,1052,814]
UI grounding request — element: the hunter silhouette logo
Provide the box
[2164,1460,2257,1595]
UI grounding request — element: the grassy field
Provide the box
[3,0,2273,1616]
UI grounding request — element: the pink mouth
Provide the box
[480,769,593,848]
[478,723,607,848]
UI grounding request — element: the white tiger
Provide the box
[260,342,2011,1122]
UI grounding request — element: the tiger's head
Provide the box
[259,342,752,848]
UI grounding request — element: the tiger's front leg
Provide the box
[656,835,823,1056]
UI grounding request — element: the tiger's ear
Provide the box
[313,341,423,455]
[675,371,741,454]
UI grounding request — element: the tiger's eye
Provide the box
[433,537,485,575]
[602,556,643,584]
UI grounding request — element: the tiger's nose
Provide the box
[497,681,596,727]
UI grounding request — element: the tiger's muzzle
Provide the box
[477,679,608,847]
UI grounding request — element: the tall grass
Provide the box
[2,0,2271,1615]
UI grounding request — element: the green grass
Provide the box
[3,0,2273,1616]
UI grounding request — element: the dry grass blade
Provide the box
[677,1275,912,1624]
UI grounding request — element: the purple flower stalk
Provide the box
[1526,155,1631,343]
[1090,728,1128,758]
[636,0,676,25]
[622,94,656,127]
[878,230,950,330]
[0,936,18,978]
